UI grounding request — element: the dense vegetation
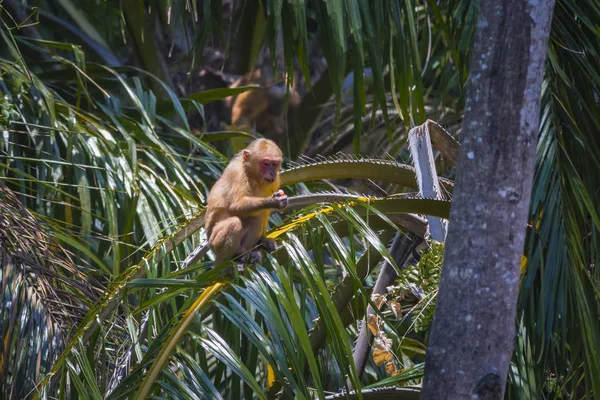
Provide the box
[0,1,599,399]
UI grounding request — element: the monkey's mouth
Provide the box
[264,178,275,183]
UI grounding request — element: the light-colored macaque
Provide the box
[205,139,288,267]
[227,69,300,143]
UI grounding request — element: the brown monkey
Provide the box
[204,138,288,267]
[226,69,300,143]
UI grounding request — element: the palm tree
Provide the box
[0,1,598,399]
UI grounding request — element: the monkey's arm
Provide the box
[229,192,287,215]
[229,196,273,214]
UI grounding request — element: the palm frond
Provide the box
[517,0,600,396]
[0,183,102,399]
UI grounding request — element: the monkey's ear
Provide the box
[242,149,251,161]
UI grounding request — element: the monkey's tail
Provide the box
[183,242,210,268]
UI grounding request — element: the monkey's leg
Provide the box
[238,216,268,264]
[209,217,245,267]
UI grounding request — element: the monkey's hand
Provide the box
[258,237,277,253]
[269,190,288,209]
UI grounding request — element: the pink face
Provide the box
[259,157,281,183]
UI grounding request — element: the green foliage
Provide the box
[0,0,599,398]
[388,240,444,337]
[395,241,444,335]
[513,1,600,398]
[0,95,19,125]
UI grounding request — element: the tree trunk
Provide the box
[421,1,555,399]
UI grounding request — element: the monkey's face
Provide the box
[259,157,282,184]
[242,139,283,189]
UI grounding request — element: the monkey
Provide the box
[226,69,301,143]
[185,139,288,271]
[206,138,288,267]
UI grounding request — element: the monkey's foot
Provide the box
[240,251,262,264]
[218,262,246,278]
[258,237,277,253]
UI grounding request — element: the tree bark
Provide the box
[421,1,555,399]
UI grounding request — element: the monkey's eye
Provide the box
[263,160,271,167]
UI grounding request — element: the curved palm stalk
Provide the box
[281,158,454,193]
[288,194,450,218]
[270,197,449,243]
[184,193,447,269]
